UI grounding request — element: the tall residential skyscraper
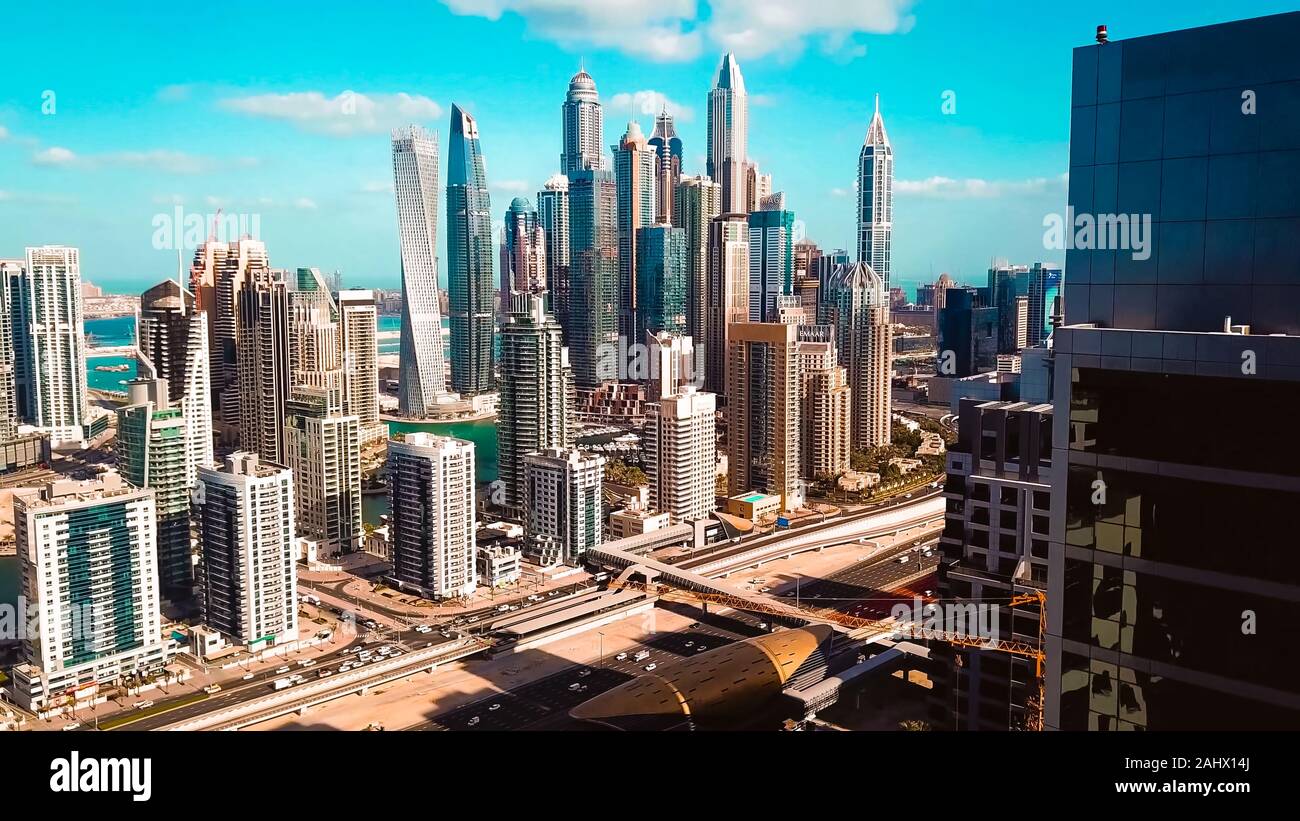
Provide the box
[446,103,495,397]
[706,213,750,396]
[9,474,170,713]
[857,95,894,286]
[644,386,717,523]
[237,269,291,464]
[538,175,572,340]
[501,197,546,307]
[635,224,688,339]
[0,260,21,439]
[391,125,448,416]
[18,246,88,447]
[561,64,606,174]
[196,453,298,649]
[648,108,682,224]
[988,263,1031,354]
[796,324,852,478]
[117,377,194,599]
[613,120,657,343]
[523,447,605,566]
[498,291,572,516]
[748,199,795,322]
[673,175,721,374]
[566,168,620,386]
[827,262,892,450]
[745,161,773,214]
[1025,262,1062,347]
[286,385,362,557]
[726,322,801,511]
[1043,12,1300,730]
[138,279,213,484]
[337,289,384,445]
[707,53,749,214]
[387,432,477,599]
[190,238,269,439]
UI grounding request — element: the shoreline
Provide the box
[381,412,497,424]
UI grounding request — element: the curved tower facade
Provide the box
[446,103,495,397]
[391,125,447,415]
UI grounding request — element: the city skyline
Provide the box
[8,2,1294,299]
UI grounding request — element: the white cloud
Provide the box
[443,0,701,61]
[830,187,850,197]
[33,146,78,166]
[294,197,318,210]
[440,0,912,61]
[608,90,694,123]
[360,180,393,194]
[156,84,193,103]
[0,125,9,140]
[896,174,1067,200]
[0,189,77,205]
[219,91,443,136]
[491,179,531,194]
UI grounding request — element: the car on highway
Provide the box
[497,604,510,612]
[62,723,81,731]
[685,641,694,647]
[467,616,479,623]
[135,700,155,710]
[414,624,432,633]
[689,622,701,629]
[299,659,316,667]
[339,663,352,672]
[757,623,767,630]
[363,620,378,629]
[242,672,255,681]
[319,669,333,678]
[759,587,770,593]
[643,663,657,671]
[467,716,480,727]
[578,669,592,677]
[276,666,291,674]
[203,684,222,694]
[615,652,628,661]
[568,683,582,691]
[695,645,707,652]
[897,555,910,564]
[489,703,501,711]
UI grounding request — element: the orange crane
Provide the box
[611,579,1047,730]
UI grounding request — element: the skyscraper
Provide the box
[613,120,657,343]
[286,385,362,557]
[337,289,384,444]
[498,291,572,516]
[748,199,795,322]
[988,263,1031,354]
[1044,12,1300,730]
[857,95,894,287]
[706,213,750,396]
[236,269,290,464]
[137,278,213,485]
[648,108,682,224]
[9,473,170,713]
[501,197,546,306]
[196,453,298,649]
[936,288,997,377]
[827,262,892,450]
[796,324,852,478]
[745,161,773,214]
[18,246,88,448]
[0,260,21,440]
[446,103,495,397]
[523,447,605,566]
[726,321,801,511]
[117,377,193,599]
[1025,262,1062,347]
[387,432,477,599]
[190,238,269,440]
[708,53,749,214]
[635,224,687,338]
[561,64,605,174]
[538,175,572,336]
[566,168,620,386]
[391,125,447,416]
[644,386,717,523]
[673,175,721,375]
[793,238,822,307]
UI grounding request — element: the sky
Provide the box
[2,0,1295,299]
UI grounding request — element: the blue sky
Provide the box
[1,0,1294,298]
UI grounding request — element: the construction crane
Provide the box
[610,578,1047,730]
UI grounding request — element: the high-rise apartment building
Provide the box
[337,289,384,445]
[937,288,998,378]
[748,200,795,322]
[196,453,298,648]
[391,125,448,415]
[0,260,22,440]
[706,213,750,396]
[17,246,88,447]
[726,322,801,511]
[673,175,722,376]
[566,168,620,386]
[498,291,572,516]
[501,197,547,307]
[826,261,892,450]
[538,174,572,340]
[857,95,894,286]
[561,64,606,174]
[613,120,657,343]
[1025,263,1062,347]
[1046,12,1300,730]
[745,162,773,214]
[796,325,851,478]
[635,224,687,338]
[387,432,477,599]
[117,377,193,599]
[236,269,291,464]
[644,386,717,523]
[523,447,605,565]
[446,104,495,397]
[988,263,1031,355]
[286,385,362,558]
[793,238,822,307]
[707,53,749,214]
[9,474,170,713]
[648,109,682,224]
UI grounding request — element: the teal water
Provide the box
[362,417,499,526]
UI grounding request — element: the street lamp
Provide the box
[597,631,605,668]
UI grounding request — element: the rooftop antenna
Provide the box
[208,207,223,243]
[1096,25,1109,44]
